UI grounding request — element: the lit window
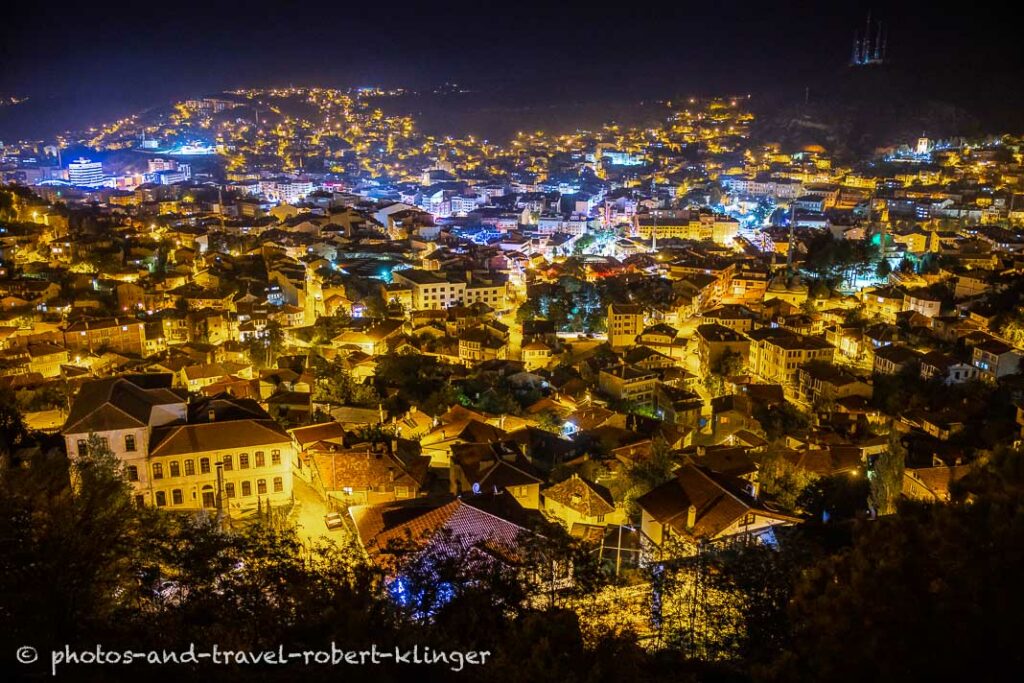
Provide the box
[184,460,195,476]
[152,463,163,480]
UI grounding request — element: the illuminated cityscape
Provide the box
[2,2,1024,681]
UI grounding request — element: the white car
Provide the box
[324,512,345,530]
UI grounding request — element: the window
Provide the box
[124,434,137,452]
[255,451,265,467]
[200,458,210,474]
[225,483,236,498]
[155,491,166,506]
[77,440,88,456]
[152,463,163,479]
[172,489,183,505]
[273,477,283,493]
[239,453,250,469]
[271,450,281,465]
[257,479,267,495]
[223,455,233,471]
[184,460,195,476]
[169,461,180,477]
[742,513,756,526]
[596,514,605,523]
[134,495,145,507]
[241,481,252,497]
[126,465,139,482]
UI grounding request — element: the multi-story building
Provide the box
[68,157,104,187]
[796,363,872,405]
[458,327,509,366]
[26,342,69,378]
[972,339,1021,382]
[695,323,751,376]
[747,328,834,386]
[392,269,467,310]
[608,303,645,349]
[464,277,509,310]
[598,364,657,407]
[920,351,979,384]
[636,464,800,550]
[63,376,189,507]
[63,376,294,511]
[63,317,146,355]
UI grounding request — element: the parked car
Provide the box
[324,511,345,530]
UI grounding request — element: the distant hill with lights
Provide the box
[750,62,1009,159]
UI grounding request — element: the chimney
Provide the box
[686,504,697,529]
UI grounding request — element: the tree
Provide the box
[621,438,676,518]
[0,388,29,464]
[767,472,1024,683]
[867,429,906,517]
[753,401,810,442]
[757,444,817,511]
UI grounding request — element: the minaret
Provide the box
[851,31,860,65]
[874,22,883,62]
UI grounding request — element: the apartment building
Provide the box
[747,328,834,386]
[608,303,645,349]
[392,269,467,310]
[63,375,294,511]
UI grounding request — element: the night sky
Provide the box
[2,1,1022,136]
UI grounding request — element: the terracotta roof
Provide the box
[636,464,799,541]
[63,376,185,434]
[543,475,615,516]
[149,419,290,458]
[350,495,532,563]
[904,464,970,500]
[311,445,430,492]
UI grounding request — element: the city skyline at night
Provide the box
[2,3,1023,682]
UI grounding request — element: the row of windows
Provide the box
[153,477,285,506]
[77,434,135,456]
[148,450,282,480]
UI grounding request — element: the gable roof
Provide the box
[636,464,799,541]
[350,494,535,564]
[63,376,185,434]
[543,474,616,516]
[149,419,290,458]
